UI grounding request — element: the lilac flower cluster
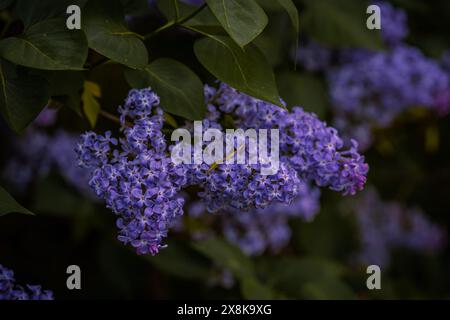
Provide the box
[3,129,95,198]
[0,264,53,300]
[187,183,320,256]
[222,183,320,256]
[3,131,52,192]
[183,118,302,212]
[77,83,367,255]
[293,41,333,72]
[294,1,408,72]
[352,188,446,267]
[76,89,187,255]
[329,45,450,149]
[373,0,408,46]
[206,83,368,196]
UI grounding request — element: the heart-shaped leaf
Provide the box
[0,18,88,70]
[83,0,148,68]
[194,35,282,107]
[0,185,34,216]
[206,0,268,47]
[125,58,206,120]
[303,0,384,49]
[276,0,299,33]
[0,59,50,132]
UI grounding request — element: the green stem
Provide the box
[99,110,132,127]
[177,3,207,25]
[144,21,176,40]
[144,3,207,41]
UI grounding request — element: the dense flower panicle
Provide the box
[329,45,450,149]
[374,1,408,46]
[183,119,301,212]
[206,83,369,196]
[77,89,188,255]
[0,264,53,300]
[353,188,446,267]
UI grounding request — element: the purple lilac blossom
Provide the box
[353,188,446,267]
[374,0,408,46]
[77,89,188,255]
[206,83,369,196]
[0,264,53,300]
[293,41,333,72]
[77,83,368,255]
[185,183,320,256]
[328,45,450,149]
[3,131,53,192]
[3,129,95,198]
[222,183,321,256]
[49,131,97,198]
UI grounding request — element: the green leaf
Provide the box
[44,70,84,114]
[146,240,211,281]
[0,18,88,70]
[303,0,384,49]
[0,59,50,132]
[277,71,328,117]
[193,35,282,107]
[205,0,268,47]
[157,0,222,34]
[13,0,87,28]
[125,58,206,120]
[302,278,356,300]
[0,185,34,216]
[83,0,148,68]
[276,0,299,33]
[263,256,354,299]
[192,237,254,279]
[121,0,149,15]
[82,80,101,127]
[241,278,275,300]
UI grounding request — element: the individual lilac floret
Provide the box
[374,0,408,46]
[293,41,333,72]
[77,89,188,255]
[207,83,369,196]
[328,45,450,149]
[0,264,53,300]
[352,188,446,267]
